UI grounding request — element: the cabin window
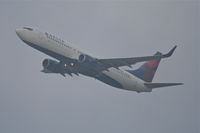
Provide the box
[23,27,33,31]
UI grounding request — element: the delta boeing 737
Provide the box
[16,27,183,92]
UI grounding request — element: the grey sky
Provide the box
[0,1,199,133]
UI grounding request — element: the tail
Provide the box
[127,52,162,82]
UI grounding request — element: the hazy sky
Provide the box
[0,0,199,133]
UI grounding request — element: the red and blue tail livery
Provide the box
[127,52,162,82]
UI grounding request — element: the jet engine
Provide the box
[78,54,96,63]
[42,59,60,73]
[41,59,78,76]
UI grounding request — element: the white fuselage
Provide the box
[16,28,151,92]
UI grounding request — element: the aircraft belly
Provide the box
[41,39,79,60]
[102,68,150,92]
[102,68,135,91]
[22,30,78,61]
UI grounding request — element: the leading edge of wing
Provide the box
[98,45,177,69]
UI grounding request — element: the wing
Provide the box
[144,82,183,89]
[98,46,177,69]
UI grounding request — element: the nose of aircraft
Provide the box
[15,29,23,37]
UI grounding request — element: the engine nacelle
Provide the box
[41,59,80,76]
[42,59,59,73]
[42,59,59,68]
[78,54,96,63]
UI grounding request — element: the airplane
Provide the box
[16,27,183,93]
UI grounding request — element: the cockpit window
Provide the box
[23,27,33,31]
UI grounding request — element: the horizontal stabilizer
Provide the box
[144,82,183,89]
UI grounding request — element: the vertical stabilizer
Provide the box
[127,52,162,82]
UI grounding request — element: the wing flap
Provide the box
[144,82,183,89]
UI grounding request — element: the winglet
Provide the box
[163,45,177,57]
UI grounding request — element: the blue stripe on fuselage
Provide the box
[23,40,70,61]
[95,74,123,89]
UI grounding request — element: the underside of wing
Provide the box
[144,82,183,89]
[98,46,177,69]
